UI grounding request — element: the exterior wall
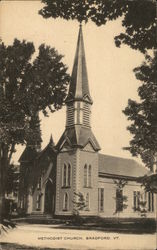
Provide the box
[55,150,77,215]
[31,162,54,214]
[98,177,157,218]
[76,149,99,216]
[55,148,99,216]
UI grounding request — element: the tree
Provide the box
[114,179,128,218]
[0,39,70,222]
[5,164,19,197]
[72,192,87,225]
[39,0,156,52]
[123,51,157,168]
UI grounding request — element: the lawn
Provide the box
[1,243,66,250]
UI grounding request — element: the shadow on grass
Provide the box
[46,217,156,235]
[1,243,66,250]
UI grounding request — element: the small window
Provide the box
[37,177,42,190]
[63,193,68,211]
[84,165,88,187]
[85,193,90,210]
[36,194,41,210]
[98,188,104,212]
[147,192,154,212]
[116,189,123,212]
[133,191,140,211]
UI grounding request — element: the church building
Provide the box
[19,25,156,219]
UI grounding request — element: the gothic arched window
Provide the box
[67,164,71,187]
[62,163,71,187]
[88,165,91,187]
[63,164,67,187]
[63,193,68,211]
[84,164,92,187]
[84,164,88,187]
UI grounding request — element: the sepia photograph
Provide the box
[0,1,157,249]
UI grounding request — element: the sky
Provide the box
[0,1,145,164]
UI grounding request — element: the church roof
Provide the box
[18,146,38,162]
[66,25,93,104]
[98,154,150,178]
[57,126,101,151]
[37,135,57,160]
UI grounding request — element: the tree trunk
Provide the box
[0,143,9,222]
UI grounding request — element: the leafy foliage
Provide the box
[0,39,69,148]
[140,174,157,193]
[72,192,87,225]
[0,38,70,221]
[123,51,157,168]
[39,0,156,52]
[39,0,157,169]
[114,179,128,214]
[5,164,19,196]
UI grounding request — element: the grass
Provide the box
[0,243,66,250]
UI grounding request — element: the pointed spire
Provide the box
[66,24,93,104]
[49,134,55,147]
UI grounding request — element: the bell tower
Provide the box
[55,25,100,216]
[66,24,93,129]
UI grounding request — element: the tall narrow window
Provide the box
[84,165,87,187]
[67,164,71,187]
[88,165,91,187]
[37,177,42,190]
[63,193,68,211]
[63,164,66,187]
[62,163,71,187]
[133,191,140,211]
[148,192,154,212]
[98,188,104,212]
[116,189,123,212]
[36,194,41,210]
[84,164,92,188]
[86,193,89,210]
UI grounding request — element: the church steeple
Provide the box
[57,25,100,151]
[66,25,93,128]
[66,24,92,104]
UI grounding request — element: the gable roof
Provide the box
[18,146,38,163]
[98,154,150,178]
[57,126,101,151]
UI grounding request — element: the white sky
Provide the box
[0,1,145,164]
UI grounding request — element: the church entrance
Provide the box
[44,180,55,215]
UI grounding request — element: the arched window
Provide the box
[62,163,71,187]
[37,177,42,190]
[88,165,91,187]
[36,194,41,210]
[63,164,67,187]
[63,193,68,211]
[84,165,87,187]
[84,164,92,187]
[86,193,89,210]
[67,164,71,187]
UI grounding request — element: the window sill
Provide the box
[83,186,92,189]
